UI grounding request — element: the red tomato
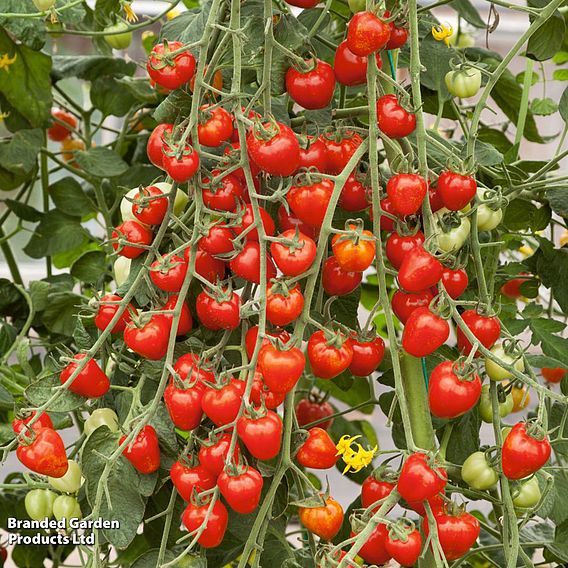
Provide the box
[542,367,566,383]
[429,183,445,213]
[322,256,362,296]
[296,427,338,469]
[160,295,193,336]
[334,40,382,87]
[163,144,200,182]
[361,475,395,511]
[500,274,530,299]
[298,136,328,172]
[402,307,450,357]
[407,492,445,516]
[502,422,551,479]
[377,94,416,139]
[379,196,398,231]
[386,17,409,50]
[171,461,216,502]
[164,379,204,431]
[150,254,187,292]
[198,224,235,255]
[197,105,233,147]
[277,205,319,239]
[202,170,246,212]
[299,496,344,541]
[349,335,385,376]
[184,248,226,282]
[323,132,363,174]
[398,247,443,292]
[237,410,283,460]
[287,178,334,228]
[201,379,245,427]
[245,325,291,360]
[441,267,469,299]
[285,0,319,6]
[16,428,68,478]
[456,310,501,356]
[196,289,241,331]
[250,372,286,409]
[124,315,170,360]
[147,123,173,169]
[234,204,276,241]
[386,230,425,270]
[171,353,214,385]
[147,41,196,90]
[296,398,334,430]
[270,229,317,276]
[437,171,477,211]
[247,122,300,176]
[387,173,428,216]
[332,225,376,272]
[339,173,369,211]
[120,425,161,474]
[182,499,228,548]
[199,433,240,477]
[347,11,391,56]
[222,141,261,181]
[230,241,277,284]
[132,185,169,225]
[385,527,422,567]
[60,354,110,398]
[423,509,480,561]
[112,220,153,259]
[428,361,482,419]
[48,108,77,141]
[353,523,391,565]
[94,294,132,334]
[12,411,53,435]
[218,466,264,514]
[258,342,306,394]
[266,283,304,326]
[397,453,447,503]
[391,289,434,324]
[308,330,354,379]
[286,59,336,110]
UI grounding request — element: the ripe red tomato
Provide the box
[423,509,480,561]
[542,367,567,383]
[164,379,204,431]
[223,141,261,180]
[182,499,228,548]
[147,123,173,169]
[285,0,319,6]
[245,325,291,360]
[163,144,200,182]
[402,307,450,357]
[386,230,425,270]
[258,342,306,394]
[48,108,77,141]
[147,41,196,90]
[428,361,482,419]
[353,523,391,565]
[441,267,469,299]
[197,105,233,147]
[250,372,286,409]
[378,196,398,231]
[349,335,385,376]
[407,492,445,516]
[124,315,170,360]
[456,309,501,356]
[218,466,263,514]
[201,379,245,427]
[323,132,363,174]
[112,220,153,259]
[287,178,334,229]
[502,422,551,479]
[277,204,319,239]
[322,256,362,296]
[184,248,226,282]
[339,173,369,211]
[397,453,447,504]
[171,353,214,385]
[361,475,395,511]
[237,410,283,460]
[332,225,376,272]
[296,398,335,430]
[120,425,161,474]
[386,17,409,50]
[308,330,354,379]
[437,171,477,211]
[398,247,443,292]
[199,433,241,477]
[387,173,428,216]
[171,461,216,502]
[199,224,235,255]
[196,290,241,331]
[266,283,304,326]
[347,11,391,55]
[500,274,531,299]
[60,354,110,398]
[377,94,416,139]
[202,170,246,212]
[234,204,276,241]
[299,496,344,541]
[286,59,336,110]
[12,411,53,435]
[150,254,187,292]
[385,527,422,567]
[94,294,132,333]
[131,185,169,225]
[296,427,338,469]
[17,428,68,478]
[270,229,317,276]
[298,136,328,172]
[391,289,434,324]
[230,241,277,284]
[247,122,300,176]
[428,183,445,213]
[334,40,382,86]
[160,295,193,336]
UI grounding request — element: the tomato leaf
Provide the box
[526,0,566,61]
[25,374,85,412]
[52,55,136,81]
[74,147,129,178]
[50,177,95,217]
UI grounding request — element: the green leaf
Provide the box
[74,147,129,178]
[449,0,485,28]
[4,200,42,222]
[547,187,568,218]
[559,87,568,123]
[530,97,558,116]
[316,374,373,413]
[50,177,95,216]
[41,291,83,336]
[0,1,47,50]
[51,55,136,81]
[503,199,551,231]
[25,374,85,412]
[440,409,481,464]
[466,139,504,166]
[526,0,566,61]
[153,89,193,124]
[0,323,17,360]
[70,251,108,283]
[515,70,540,86]
[554,52,568,65]
[418,36,454,94]
[132,550,177,568]
[549,519,568,561]
[161,0,212,46]
[91,76,140,117]
[11,544,48,568]
[553,69,568,81]
[0,128,43,176]
[329,289,361,328]
[529,319,568,366]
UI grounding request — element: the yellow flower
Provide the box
[167,8,182,20]
[0,53,17,72]
[560,230,568,248]
[122,1,138,22]
[0,111,9,121]
[341,443,378,474]
[335,435,360,456]
[432,23,453,47]
[518,245,534,257]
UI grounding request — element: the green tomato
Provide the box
[53,495,82,523]
[461,451,499,490]
[485,345,525,382]
[25,489,57,521]
[104,22,133,50]
[449,32,475,49]
[84,408,119,437]
[46,21,64,37]
[48,460,82,494]
[445,67,482,98]
[120,183,187,221]
[479,384,513,423]
[348,0,366,12]
[33,0,56,10]
[435,209,471,253]
[114,256,131,287]
[512,477,541,510]
[476,190,503,231]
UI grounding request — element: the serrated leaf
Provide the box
[25,374,85,412]
[74,147,129,178]
[50,177,95,216]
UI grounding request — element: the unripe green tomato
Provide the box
[445,67,482,98]
[120,183,187,221]
[53,495,82,523]
[449,32,475,49]
[84,408,119,436]
[348,0,366,12]
[479,384,513,423]
[512,477,541,510]
[477,189,503,231]
[104,22,133,50]
[48,460,82,493]
[485,345,525,382]
[461,451,499,490]
[25,489,57,521]
[435,210,471,253]
[114,256,131,287]
[33,0,56,10]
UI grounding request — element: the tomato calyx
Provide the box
[320,127,360,145]
[476,185,508,212]
[450,358,480,383]
[387,517,417,542]
[522,418,549,443]
[150,253,185,275]
[147,40,191,71]
[249,115,284,142]
[333,218,373,248]
[163,140,197,160]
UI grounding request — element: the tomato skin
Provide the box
[386,231,425,270]
[234,204,276,241]
[296,427,338,469]
[124,315,170,360]
[377,196,398,231]
[25,488,57,521]
[277,205,319,240]
[286,59,336,110]
[428,361,482,419]
[391,289,434,324]
[477,202,503,231]
[197,105,233,147]
[196,290,241,331]
[53,495,81,522]
[17,429,69,478]
[377,94,416,139]
[428,184,445,213]
[386,20,408,50]
[385,529,422,567]
[347,11,391,56]
[349,336,385,377]
[201,380,245,427]
[441,267,468,299]
[437,171,477,211]
[223,142,260,181]
[298,136,328,172]
[250,372,286,409]
[353,524,391,565]
[296,399,334,431]
[299,496,344,541]
[112,220,153,259]
[445,67,482,98]
[84,408,119,436]
[334,40,382,87]
[387,173,428,216]
[398,247,443,292]
[456,310,501,356]
[237,410,283,460]
[258,342,306,394]
[332,226,376,272]
[247,122,300,177]
[485,344,524,382]
[104,22,132,49]
[147,42,196,90]
[94,294,133,333]
[478,384,513,423]
[160,295,193,336]
[287,178,334,229]
[147,123,173,169]
[184,248,226,282]
[202,171,246,212]
[501,275,531,299]
[423,510,480,561]
[218,467,264,514]
[397,453,447,504]
[171,461,216,502]
[182,500,228,548]
[339,173,369,211]
[150,254,187,292]
[132,185,169,225]
[120,425,160,474]
[230,241,277,284]
[502,422,551,480]
[271,229,317,276]
[285,0,319,6]
[402,307,449,357]
[12,411,53,435]
[512,477,541,510]
[48,108,77,141]
[308,331,354,379]
[163,145,200,182]
[164,379,204,431]
[542,367,566,383]
[199,225,235,255]
[461,451,498,490]
[407,492,445,516]
[322,256,362,296]
[60,354,110,398]
[361,476,395,510]
[48,459,82,493]
[245,326,291,360]
[266,284,304,326]
[323,132,363,174]
[199,434,241,477]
